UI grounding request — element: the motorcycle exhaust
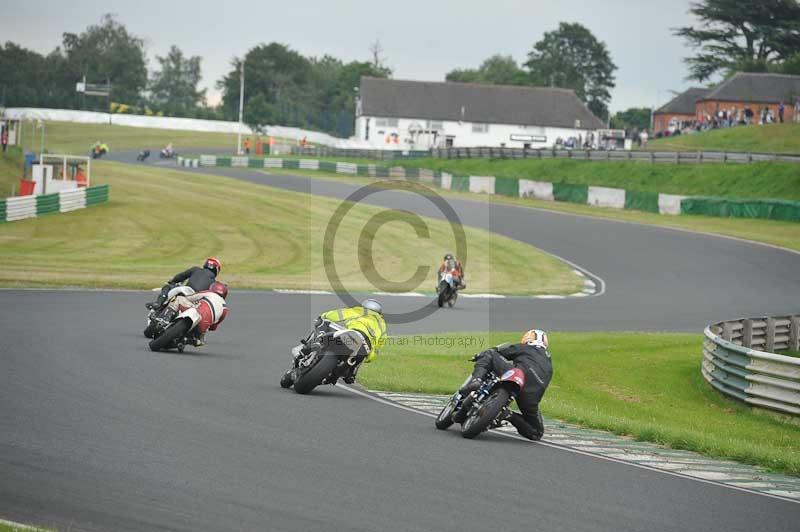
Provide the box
[346,355,358,366]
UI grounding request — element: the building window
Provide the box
[376,118,399,127]
[472,123,489,133]
[428,120,443,130]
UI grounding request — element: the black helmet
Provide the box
[444,253,454,261]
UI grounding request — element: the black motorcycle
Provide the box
[435,359,527,439]
[280,321,365,394]
[137,149,151,162]
[437,269,459,308]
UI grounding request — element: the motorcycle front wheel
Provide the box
[435,396,458,430]
[461,388,510,439]
[148,319,190,352]
[293,351,338,394]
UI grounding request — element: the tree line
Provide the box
[2,2,799,137]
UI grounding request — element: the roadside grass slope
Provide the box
[0,161,580,295]
[646,123,800,154]
[360,331,800,475]
[0,147,23,198]
[22,120,243,154]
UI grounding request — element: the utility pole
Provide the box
[237,60,245,155]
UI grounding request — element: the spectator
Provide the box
[1,126,7,154]
[243,137,252,155]
[778,102,785,124]
[255,136,263,156]
[744,107,753,124]
[795,98,800,124]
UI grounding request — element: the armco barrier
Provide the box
[5,195,37,221]
[0,185,109,223]
[703,315,800,415]
[184,155,800,223]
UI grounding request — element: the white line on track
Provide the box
[339,385,800,505]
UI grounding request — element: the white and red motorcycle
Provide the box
[145,285,205,352]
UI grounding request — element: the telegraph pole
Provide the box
[237,60,245,155]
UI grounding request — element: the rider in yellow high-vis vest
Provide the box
[319,302,387,363]
[285,299,387,386]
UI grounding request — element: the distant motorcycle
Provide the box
[137,149,151,162]
[144,285,203,352]
[159,148,177,159]
[435,356,527,439]
[437,269,460,308]
[280,321,365,394]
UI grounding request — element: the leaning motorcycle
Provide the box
[280,321,365,394]
[435,360,527,439]
[437,269,459,308]
[145,285,203,352]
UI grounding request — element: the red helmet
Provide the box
[204,257,222,276]
[209,281,228,299]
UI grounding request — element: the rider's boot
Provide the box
[458,367,488,396]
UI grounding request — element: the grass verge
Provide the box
[359,331,800,475]
[0,146,24,198]
[16,120,243,155]
[645,123,800,154]
[0,520,53,532]
[0,161,580,294]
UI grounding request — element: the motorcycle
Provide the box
[137,149,151,162]
[437,269,460,308]
[435,357,527,439]
[160,148,177,159]
[280,321,365,394]
[144,285,203,352]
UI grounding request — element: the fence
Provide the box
[291,145,800,165]
[702,315,800,415]
[0,184,110,223]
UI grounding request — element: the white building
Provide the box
[354,77,605,150]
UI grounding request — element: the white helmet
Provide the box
[521,329,548,349]
[361,298,383,314]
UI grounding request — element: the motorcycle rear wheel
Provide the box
[293,351,338,394]
[148,319,190,352]
[461,388,510,439]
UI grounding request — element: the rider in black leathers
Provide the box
[146,257,222,309]
[461,329,553,440]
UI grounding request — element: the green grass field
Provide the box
[359,331,800,475]
[0,161,580,294]
[0,521,52,532]
[385,158,800,201]
[646,123,800,154]
[0,146,23,197]
[16,120,242,155]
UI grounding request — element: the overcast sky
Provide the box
[4,0,703,112]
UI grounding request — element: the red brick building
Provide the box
[695,72,800,124]
[652,87,708,132]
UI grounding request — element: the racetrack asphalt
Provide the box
[0,152,798,531]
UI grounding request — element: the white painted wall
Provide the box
[355,115,596,149]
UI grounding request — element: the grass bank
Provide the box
[359,331,800,475]
[387,157,800,201]
[0,521,52,532]
[0,146,23,198]
[0,161,580,294]
[16,120,243,155]
[646,123,800,154]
